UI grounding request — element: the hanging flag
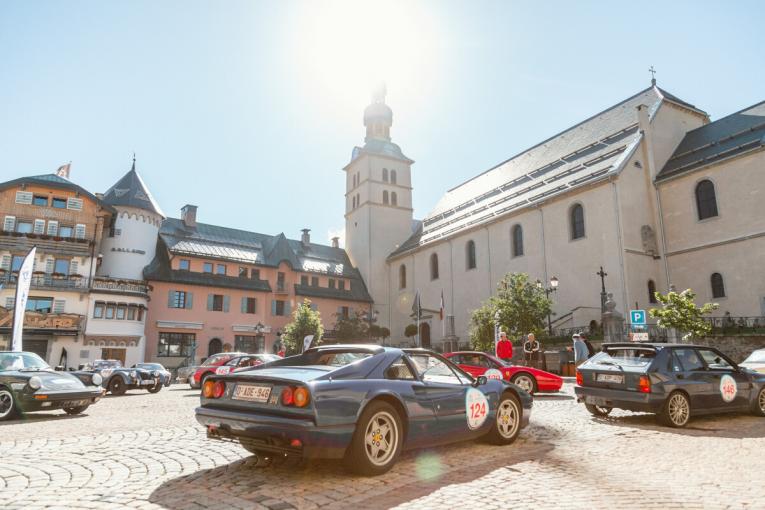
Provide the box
[11,246,36,352]
[56,163,71,179]
[439,291,445,321]
[411,291,421,317]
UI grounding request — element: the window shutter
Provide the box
[241,297,247,313]
[285,301,291,315]
[168,290,175,308]
[207,294,214,311]
[15,191,32,205]
[3,216,15,232]
[46,220,58,236]
[271,300,277,315]
[67,197,83,210]
[45,258,54,274]
[0,255,10,271]
[186,292,193,309]
[69,259,79,275]
[33,219,45,234]
[53,299,65,314]
[223,295,230,312]
[5,297,14,309]
[74,224,86,239]
[252,298,257,313]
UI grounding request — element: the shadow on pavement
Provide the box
[0,411,87,426]
[534,393,574,401]
[590,410,765,438]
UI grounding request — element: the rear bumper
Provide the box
[195,406,355,459]
[18,388,105,412]
[574,386,664,413]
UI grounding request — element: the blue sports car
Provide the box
[195,344,533,475]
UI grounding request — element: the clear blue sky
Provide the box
[1,1,763,246]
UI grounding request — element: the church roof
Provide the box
[388,85,702,258]
[102,163,165,217]
[347,139,414,167]
[657,99,765,181]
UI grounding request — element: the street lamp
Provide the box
[536,276,559,336]
[367,308,379,343]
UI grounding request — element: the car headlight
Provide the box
[28,376,42,390]
[91,373,103,386]
[152,370,160,377]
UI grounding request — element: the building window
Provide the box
[54,259,69,275]
[311,276,319,287]
[383,190,389,205]
[216,264,226,275]
[238,266,247,278]
[711,273,726,298]
[105,304,116,319]
[94,302,105,318]
[127,306,137,320]
[512,224,524,257]
[11,255,24,272]
[570,204,585,240]
[391,192,397,206]
[695,179,718,220]
[116,305,127,320]
[648,280,658,304]
[158,332,195,357]
[399,264,406,289]
[391,170,397,184]
[170,291,188,309]
[273,300,288,316]
[338,306,350,319]
[466,240,477,270]
[59,225,73,238]
[430,253,439,280]
[179,259,190,271]
[251,268,260,280]
[242,297,257,314]
[52,197,67,209]
[383,168,389,182]
[329,278,336,289]
[203,262,213,273]
[235,335,264,353]
[355,193,360,208]
[338,280,346,290]
[300,275,308,286]
[27,297,53,313]
[210,294,225,312]
[277,272,286,291]
[33,195,48,206]
[16,221,33,234]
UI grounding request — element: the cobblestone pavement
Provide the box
[1,384,763,509]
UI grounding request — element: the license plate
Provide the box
[585,396,608,407]
[597,373,624,384]
[61,399,88,407]
[233,384,271,402]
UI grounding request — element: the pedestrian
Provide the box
[496,331,513,363]
[581,333,596,357]
[573,333,589,366]
[523,333,540,367]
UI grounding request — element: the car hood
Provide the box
[3,369,86,390]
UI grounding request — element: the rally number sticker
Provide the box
[465,388,489,430]
[484,368,503,381]
[720,374,737,403]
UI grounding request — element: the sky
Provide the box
[1,1,763,246]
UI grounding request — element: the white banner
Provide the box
[303,335,315,352]
[11,247,36,352]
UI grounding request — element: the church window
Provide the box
[570,204,585,240]
[391,170,397,184]
[430,253,439,280]
[383,168,389,182]
[512,225,524,257]
[399,264,406,289]
[391,192,398,206]
[466,240,477,270]
[648,280,657,304]
[383,190,389,205]
[695,180,718,220]
[711,273,725,298]
[356,193,360,208]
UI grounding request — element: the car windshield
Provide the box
[595,347,657,367]
[92,360,122,370]
[0,352,49,371]
[295,350,373,367]
[743,350,765,363]
[202,354,231,366]
[137,363,163,370]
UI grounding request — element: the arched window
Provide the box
[648,280,657,304]
[430,253,439,280]
[356,193,360,208]
[711,273,726,298]
[391,192,398,206]
[466,240,476,270]
[695,179,718,220]
[570,204,585,240]
[351,196,355,209]
[399,264,406,289]
[382,190,389,205]
[382,168,389,182]
[512,224,524,257]
[391,170,397,184]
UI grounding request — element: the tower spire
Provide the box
[363,83,393,143]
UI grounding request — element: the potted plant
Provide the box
[52,272,66,280]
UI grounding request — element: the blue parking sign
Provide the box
[630,309,646,325]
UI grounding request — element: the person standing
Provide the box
[523,333,540,367]
[573,333,589,366]
[581,333,596,357]
[496,331,513,363]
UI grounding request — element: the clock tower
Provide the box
[344,84,414,328]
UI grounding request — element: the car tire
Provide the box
[0,388,18,421]
[510,373,537,395]
[147,382,162,393]
[585,404,612,417]
[751,387,765,417]
[658,391,691,428]
[344,400,403,476]
[109,378,127,396]
[486,392,523,445]
[63,405,89,415]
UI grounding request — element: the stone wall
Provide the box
[688,336,765,363]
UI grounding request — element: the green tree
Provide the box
[648,288,718,341]
[334,310,369,342]
[282,299,324,354]
[404,324,418,339]
[469,273,552,352]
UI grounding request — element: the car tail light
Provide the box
[202,380,215,398]
[294,387,310,407]
[638,375,651,393]
[281,386,294,406]
[575,371,583,386]
[213,381,226,398]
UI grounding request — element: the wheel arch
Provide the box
[358,392,409,443]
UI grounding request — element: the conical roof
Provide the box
[103,161,164,217]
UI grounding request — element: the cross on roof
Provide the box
[649,66,657,86]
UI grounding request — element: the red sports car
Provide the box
[444,351,563,394]
[190,352,248,389]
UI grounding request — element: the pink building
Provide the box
[143,205,372,368]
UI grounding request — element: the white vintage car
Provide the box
[741,349,765,374]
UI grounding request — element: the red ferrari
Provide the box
[444,351,563,394]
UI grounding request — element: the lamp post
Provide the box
[367,308,378,343]
[536,276,559,336]
[493,310,501,357]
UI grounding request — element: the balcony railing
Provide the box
[0,272,90,291]
[91,277,150,295]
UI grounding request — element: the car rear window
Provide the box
[595,347,657,367]
[303,351,373,367]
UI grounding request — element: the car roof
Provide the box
[306,344,387,354]
[602,343,716,350]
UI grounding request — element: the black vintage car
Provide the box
[574,343,765,427]
[0,351,105,420]
[83,359,161,395]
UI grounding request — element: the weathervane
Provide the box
[649,65,657,86]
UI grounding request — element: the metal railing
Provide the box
[91,278,149,295]
[0,272,90,290]
[703,316,765,336]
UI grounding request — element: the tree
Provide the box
[648,288,718,341]
[404,324,418,339]
[282,299,324,355]
[334,310,368,342]
[469,273,552,352]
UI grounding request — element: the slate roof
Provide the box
[658,100,765,181]
[388,86,703,258]
[0,173,115,212]
[102,162,165,216]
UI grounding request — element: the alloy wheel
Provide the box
[668,393,690,426]
[496,398,520,439]
[514,375,534,394]
[0,390,13,418]
[759,389,765,413]
[364,411,398,467]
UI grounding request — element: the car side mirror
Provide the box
[473,375,488,387]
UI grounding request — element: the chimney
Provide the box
[301,228,311,246]
[181,204,197,228]
[331,236,340,249]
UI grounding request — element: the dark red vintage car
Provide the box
[445,351,563,394]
